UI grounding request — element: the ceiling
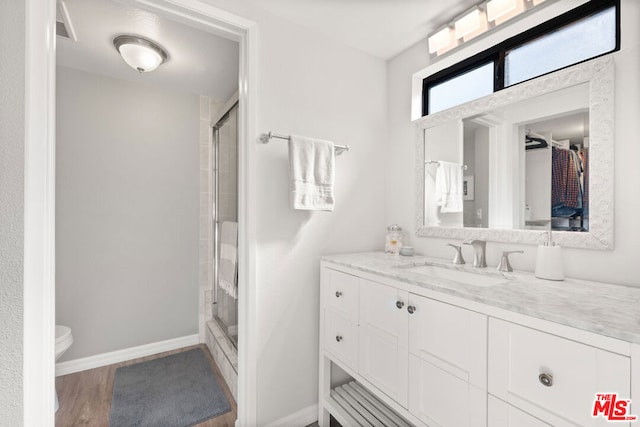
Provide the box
[57,0,240,102]
[243,0,481,59]
[57,0,481,99]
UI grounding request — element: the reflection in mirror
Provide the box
[463,120,490,229]
[415,56,613,249]
[524,112,589,232]
[426,82,590,232]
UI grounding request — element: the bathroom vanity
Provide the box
[318,252,640,427]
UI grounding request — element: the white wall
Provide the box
[198,2,388,424]
[56,66,200,360]
[0,0,25,423]
[253,13,387,425]
[386,0,640,286]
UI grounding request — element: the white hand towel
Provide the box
[434,161,463,213]
[289,135,335,211]
[219,221,238,299]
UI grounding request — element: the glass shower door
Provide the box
[213,104,238,348]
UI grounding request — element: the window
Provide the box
[428,62,494,114]
[505,7,617,87]
[423,0,619,116]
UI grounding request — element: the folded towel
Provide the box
[218,221,238,299]
[289,135,335,211]
[433,161,463,213]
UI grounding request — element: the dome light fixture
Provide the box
[113,35,168,73]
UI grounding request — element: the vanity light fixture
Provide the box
[428,0,546,57]
[113,35,168,73]
[487,0,525,24]
[454,6,488,42]
[428,26,456,55]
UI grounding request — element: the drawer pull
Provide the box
[336,335,343,342]
[396,300,405,309]
[335,291,342,298]
[538,373,553,387]
[407,305,416,314]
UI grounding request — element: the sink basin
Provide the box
[399,264,510,286]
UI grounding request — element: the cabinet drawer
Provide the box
[488,395,552,426]
[324,268,359,324]
[324,310,358,371]
[489,318,631,426]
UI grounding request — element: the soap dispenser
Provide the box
[534,230,564,281]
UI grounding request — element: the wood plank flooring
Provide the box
[55,344,237,427]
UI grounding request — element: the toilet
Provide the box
[55,325,73,412]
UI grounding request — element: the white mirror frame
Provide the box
[415,56,614,250]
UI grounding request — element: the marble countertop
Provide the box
[322,252,640,345]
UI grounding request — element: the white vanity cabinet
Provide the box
[319,265,488,427]
[408,294,487,427]
[319,257,637,427]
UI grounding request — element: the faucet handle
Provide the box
[446,244,465,265]
[497,250,524,272]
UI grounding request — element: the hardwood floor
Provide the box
[55,344,237,427]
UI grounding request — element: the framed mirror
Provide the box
[415,56,614,249]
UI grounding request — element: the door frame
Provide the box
[23,0,258,425]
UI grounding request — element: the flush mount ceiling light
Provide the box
[113,35,168,73]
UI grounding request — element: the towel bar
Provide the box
[260,131,349,154]
[426,160,468,170]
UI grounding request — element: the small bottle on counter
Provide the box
[385,224,404,255]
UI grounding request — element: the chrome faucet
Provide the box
[463,239,487,268]
[497,250,524,272]
[446,244,465,265]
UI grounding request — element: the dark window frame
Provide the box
[422,0,620,116]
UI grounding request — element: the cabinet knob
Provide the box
[407,305,416,314]
[538,372,553,387]
[335,291,342,298]
[336,335,343,342]
[396,300,405,309]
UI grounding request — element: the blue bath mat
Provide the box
[109,348,231,427]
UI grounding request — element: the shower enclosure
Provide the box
[212,103,238,348]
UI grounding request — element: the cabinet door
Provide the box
[407,294,488,426]
[488,395,552,427]
[408,294,487,388]
[409,354,487,427]
[358,279,408,407]
[489,318,631,427]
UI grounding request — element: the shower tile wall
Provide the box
[199,95,213,343]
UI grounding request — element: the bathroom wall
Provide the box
[386,0,640,286]
[0,0,25,422]
[191,2,388,424]
[56,66,200,360]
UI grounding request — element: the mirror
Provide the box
[415,57,614,249]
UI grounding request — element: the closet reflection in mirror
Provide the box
[424,82,590,232]
[524,112,589,232]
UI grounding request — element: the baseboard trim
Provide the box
[264,404,318,427]
[55,334,199,377]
